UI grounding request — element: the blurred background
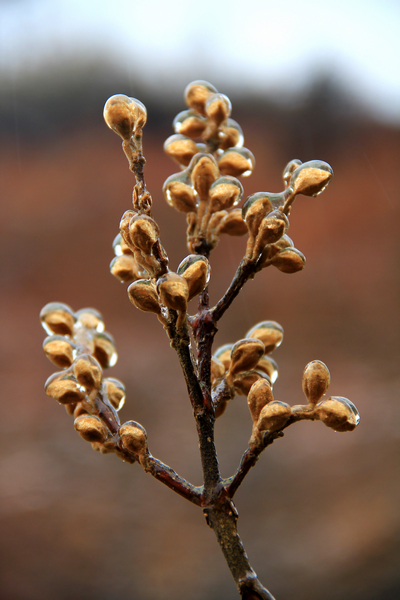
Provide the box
[0,1,399,599]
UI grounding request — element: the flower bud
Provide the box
[103,95,147,140]
[110,254,142,283]
[92,332,118,368]
[209,176,243,212]
[218,147,255,177]
[177,255,210,301]
[113,233,132,257]
[256,356,279,384]
[129,214,160,255]
[128,279,161,314]
[43,335,77,368]
[75,308,105,332]
[246,321,284,354]
[219,118,244,150]
[271,248,306,273]
[233,370,271,396]
[205,93,232,125]
[119,421,148,456]
[257,401,292,432]
[73,355,103,391]
[184,80,218,115]
[40,302,76,336]
[282,159,302,187]
[213,344,233,371]
[74,415,108,444]
[173,110,207,138]
[163,173,197,213]
[190,153,219,201]
[289,160,333,197]
[302,360,330,405]
[256,210,289,247]
[315,397,360,432]
[218,210,248,236]
[258,234,294,265]
[247,379,274,423]
[228,339,265,376]
[45,371,85,404]
[208,210,228,234]
[164,134,199,167]
[119,209,137,249]
[157,272,189,312]
[103,378,126,411]
[242,193,279,237]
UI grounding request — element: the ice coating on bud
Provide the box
[129,214,160,255]
[173,110,207,138]
[157,272,189,312]
[256,356,279,384]
[283,159,302,187]
[164,134,199,167]
[163,172,198,213]
[103,95,147,140]
[229,339,265,376]
[271,248,306,274]
[184,80,218,115]
[45,371,85,405]
[315,397,360,432]
[189,153,219,201]
[257,401,292,432]
[209,176,243,212]
[177,255,210,301]
[40,302,76,336]
[289,160,333,197]
[211,357,226,384]
[103,378,126,411]
[302,360,331,405]
[247,379,274,423]
[213,344,234,370]
[218,147,255,177]
[246,321,284,354]
[218,210,248,236]
[256,210,289,247]
[110,255,141,283]
[128,279,161,314]
[242,193,280,236]
[92,332,118,368]
[75,308,105,333]
[205,93,232,125]
[219,118,244,150]
[233,370,271,396]
[74,415,108,444]
[73,354,103,391]
[119,421,148,456]
[43,335,77,368]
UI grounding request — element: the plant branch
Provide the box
[212,258,256,323]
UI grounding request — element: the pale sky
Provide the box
[1,0,399,122]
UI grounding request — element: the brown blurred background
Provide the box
[1,9,400,598]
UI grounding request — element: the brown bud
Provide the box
[119,210,137,249]
[247,379,274,423]
[163,174,197,213]
[103,95,147,140]
[258,234,294,265]
[209,176,243,212]
[271,248,306,273]
[93,332,117,369]
[302,361,330,405]
[242,193,281,237]
[315,397,360,432]
[213,344,233,371]
[43,335,76,368]
[177,255,210,301]
[184,80,218,115]
[257,401,292,432]
[129,214,160,255]
[110,254,141,283]
[208,210,228,234]
[256,356,279,384]
[219,119,244,150]
[74,415,108,444]
[289,160,333,197]
[246,321,284,354]
[255,210,289,248]
[173,110,207,138]
[190,153,219,201]
[218,147,255,177]
[211,357,226,384]
[205,93,232,125]
[119,421,148,456]
[45,371,85,405]
[73,355,103,391]
[164,134,199,167]
[233,370,271,396]
[75,308,105,332]
[228,339,265,376]
[40,302,76,336]
[128,279,161,315]
[157,272,189,312]
[103,378,126,411]
[218,209,248,236]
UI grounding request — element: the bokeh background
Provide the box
[1,1,399,599]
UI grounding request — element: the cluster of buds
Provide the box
[40,302,149,465]
[211,321,282,417]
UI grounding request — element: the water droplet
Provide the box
[246,321,284,354]
[45,371,86,404]
[113,233,123,257]
[93,332,118,368]
[282,159,302,187]
[164,134,199,167]
[229,339,266,376]
[173,110,207,138]
[213,344,234,370]
[271,247,306,274]
[103,95,147,140]
[163,171,198,213]
[177,255,211,300]
[205,93,232,125]
[289,160,333,197]
[209,176,243,212]
[316,396,360,432]
[103,378,126,411]
[75,308,105,332]
[184,81,218,115]
[256,356,279,384]
[219,119,244,150]
[218,147,255,177]
[43,335,77,368]
[40,302,76,336]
